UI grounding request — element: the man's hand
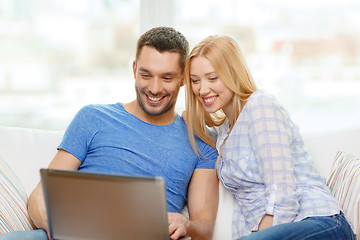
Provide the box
[168,212,190,240]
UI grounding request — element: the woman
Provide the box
[184,35,354,240]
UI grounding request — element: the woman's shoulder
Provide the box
[245,90,280,109]
[244,90,293,125]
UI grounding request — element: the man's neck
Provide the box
[123,100,177,126]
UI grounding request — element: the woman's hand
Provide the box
[258,214,274,231]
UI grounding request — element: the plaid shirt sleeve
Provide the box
[247,95,302,225]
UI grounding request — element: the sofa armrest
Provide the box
[0,126,63,196]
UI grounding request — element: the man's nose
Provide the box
[148,78,162,94]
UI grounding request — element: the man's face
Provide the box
[133,46,183,117]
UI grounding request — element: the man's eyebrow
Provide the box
[162,71,178,76]
[138,67,178,76]
[138,67,150,73]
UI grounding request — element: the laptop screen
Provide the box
[40,169,170,240]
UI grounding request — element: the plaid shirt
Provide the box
[216,90,340,239]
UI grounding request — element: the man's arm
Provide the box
[168,168,219,240]
[27,149,82,234]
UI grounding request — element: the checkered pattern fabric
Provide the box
[216,91,341,239]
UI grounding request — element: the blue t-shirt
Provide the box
[58,103,218,213]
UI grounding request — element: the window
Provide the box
[1,0,359,134]
[174,0,360,134]
[0,0,139,129]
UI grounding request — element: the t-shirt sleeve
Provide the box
[195,140,218,169]
[58,105,100,162]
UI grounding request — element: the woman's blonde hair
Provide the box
[184,35,257,153]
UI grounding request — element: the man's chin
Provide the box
[137,95,175,117]
[143,107,166,117]
[143,103,176,117]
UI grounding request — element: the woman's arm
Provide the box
[248,94,301,227]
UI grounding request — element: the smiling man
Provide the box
[130,45,183,124]
[0,27,219,240]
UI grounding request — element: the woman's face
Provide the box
[190,56,234,117]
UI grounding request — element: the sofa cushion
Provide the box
[0,126,63,196]
[304,128,360,179]
[327,151,360,239]
[0,154,35,232]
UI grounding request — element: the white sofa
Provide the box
[0,125,360,239]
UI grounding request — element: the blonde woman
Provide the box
[184,35,354,240]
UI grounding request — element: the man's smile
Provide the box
[147,95,165,104]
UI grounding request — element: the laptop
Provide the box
[40,168,170,240]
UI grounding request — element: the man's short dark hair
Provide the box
[135,27,189,72]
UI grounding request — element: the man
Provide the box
[3,27,218,240]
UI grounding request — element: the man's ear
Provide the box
[132,60,137,79]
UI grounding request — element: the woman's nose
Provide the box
[199,81,210,96]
